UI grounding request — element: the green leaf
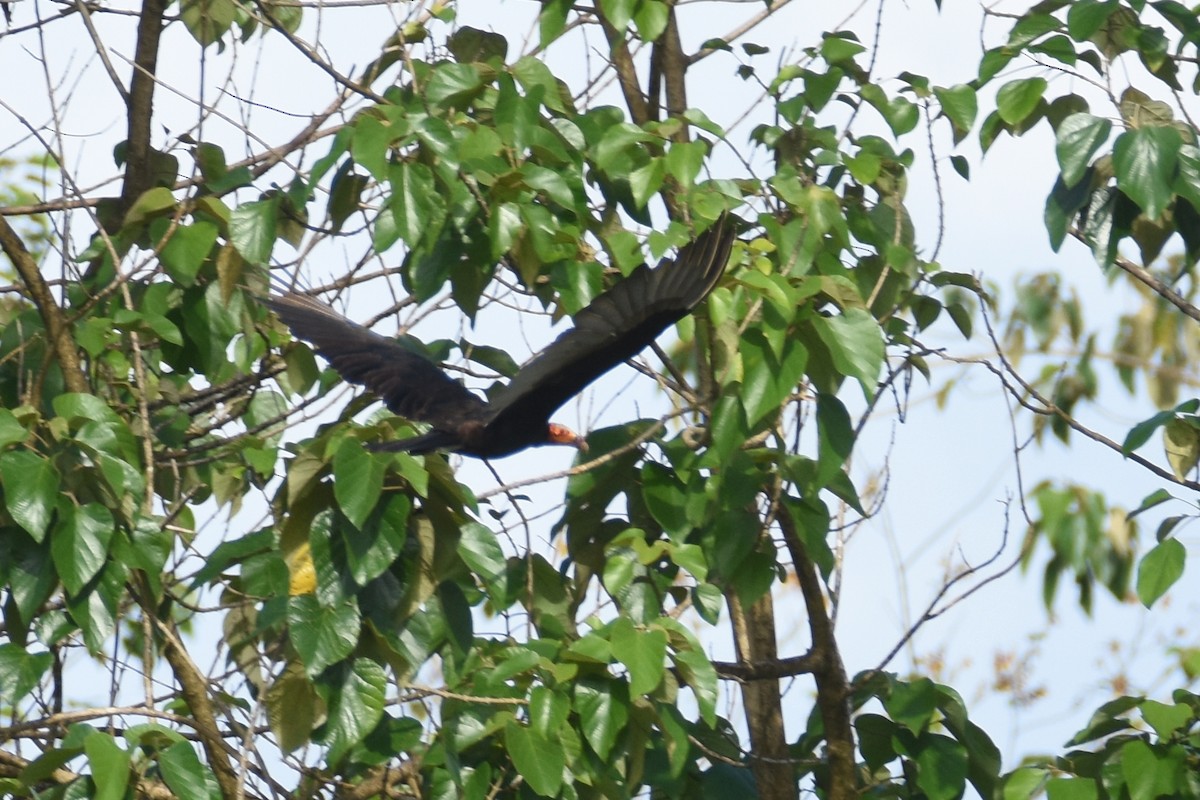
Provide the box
[934,84,977,141]
[863,85,919,136]
[631,0,668,41]
[0,643,52,704]
[52,503,115,596]
[6,532,55,626]
[915,733,968,800]
[1164,418,1200,480]
[665,140,706,186]
[326,166,368,233]
[288,594,361,675]
[123,187,177,227]
[538,0,571,46]
[158,220,219,286]
[0,409,28,450]
[266,660,321,752]
[821,33,865,63]
[1055,113,1112,187]
[672,647,719,726]
[179,0,235,45]
[51,393,112,426]
[813,308,884,398]
[1066,695,1142,745]
[84,732,131,800]
[157,740,211,799]
[739,329,808,426]
[70,561,123,654]
[574,679,628,760]
[599,0,634,33]
[457,522,507,583]
[333,438,384,531]
[1045,169,1095,251]
[322,659,387,764]
[1113,126,1182,218]
[1003,767,1049,800]
[978,47,1015,83]
[343,494,409,587]
[1,451,60,543]
[629,157,666,209]
[886,677,937,733]
[424,62,484,108]
[505,720,565,796]
[1123,407,1178,453]
[385,161,445,252]
[529,686,570,739]
[446,25,508,63]
[521,163,576,211]
[1007,11,1062,47]
[641,462,689,537]
[1139,699,1191,738]
[692,583,723,624]
[1121,739,1158,800]
[1175,145,1200,210]
[816,393,854,485]
[609,618,667,697]
[229,196,279,264]
[1067,1,1119,41]
[1046,777,1098,800]
[996,77,1047,126]
[1129,488,1172,518]
[1137,537,1185,607]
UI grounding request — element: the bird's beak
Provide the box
[548,423,588,452]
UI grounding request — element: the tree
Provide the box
[0,0,1198,798]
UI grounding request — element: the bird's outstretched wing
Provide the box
[263,293,488,428]
[487,213,735,429]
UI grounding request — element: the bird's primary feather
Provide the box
[265,214,735,457]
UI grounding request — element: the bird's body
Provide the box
[265,214,735,458]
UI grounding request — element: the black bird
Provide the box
[265,214,735,458]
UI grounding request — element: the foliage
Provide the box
[0,1,1198,799]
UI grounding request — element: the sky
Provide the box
[2,0,1197,781]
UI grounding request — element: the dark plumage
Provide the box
[265,214,735,458]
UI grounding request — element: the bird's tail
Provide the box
[368,430,457,455]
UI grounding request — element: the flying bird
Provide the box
[265,214,735,458]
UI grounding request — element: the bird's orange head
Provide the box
[547,423,588,452]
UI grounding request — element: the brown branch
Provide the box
[117,0,169,222]
[332,760,421,800]
[1070,227,1200,324]
[597,15,651,126]
[778,510,856,800]
[658,6,688,139]
[725,586,794,800]
[968,306,1200,493]
[712,653,817,682]
[141,576,241,799]
[0,216,87,394]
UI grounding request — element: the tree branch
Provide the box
[0,216,87,394]
[778,509,857,799]
[143,578,242,799]
[117,0,169,222]
[1071,227,1200,324]
[713,652,818,681]
[725,585,795,800]
[596,15,651,126]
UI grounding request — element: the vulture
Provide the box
[265,214,735,458]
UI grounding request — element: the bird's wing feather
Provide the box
[263,292,487,428]
[488,214,735,428]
